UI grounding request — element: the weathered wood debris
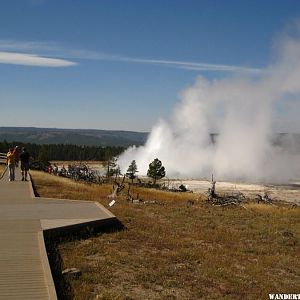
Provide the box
[206,175,246,206]
[62,268,81,279]
[108,175,126,198]
[255,192,274,204]
[48,162,104,183]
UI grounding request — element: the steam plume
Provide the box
[118,33,300,182]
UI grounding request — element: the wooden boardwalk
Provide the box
[0,168,117,299]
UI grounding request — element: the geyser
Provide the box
[118,33,300,182]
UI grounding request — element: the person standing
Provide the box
[20,147,30,181]
[6,148,15,181]
[14,146,21,167]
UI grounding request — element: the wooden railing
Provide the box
[0,152,6,164]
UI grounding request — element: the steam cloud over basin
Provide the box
[118,33,300,182]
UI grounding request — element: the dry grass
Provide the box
[30,171,300,300]
[0,164,6,177]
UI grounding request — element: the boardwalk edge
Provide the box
[38,231,58,300]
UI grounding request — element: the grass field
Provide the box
[30,170,300,300]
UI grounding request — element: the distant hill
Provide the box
[0,127,148,147]
[1,127,300,151]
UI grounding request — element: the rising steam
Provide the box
[118,32,300,182]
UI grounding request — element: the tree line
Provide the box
[0,140,124,161]
[0,140,167,185]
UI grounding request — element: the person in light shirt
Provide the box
[6,147,16,181]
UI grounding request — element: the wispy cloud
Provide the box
[0,39,262,72]
[62,49,263,73]
[0,51,76,67]
[0,40,59,52]
[104,55,263,73]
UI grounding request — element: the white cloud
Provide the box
[66,50,263,73]
[0,39,261,73]
[0,51,77,67]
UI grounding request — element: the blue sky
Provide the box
[1,0,300,131]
